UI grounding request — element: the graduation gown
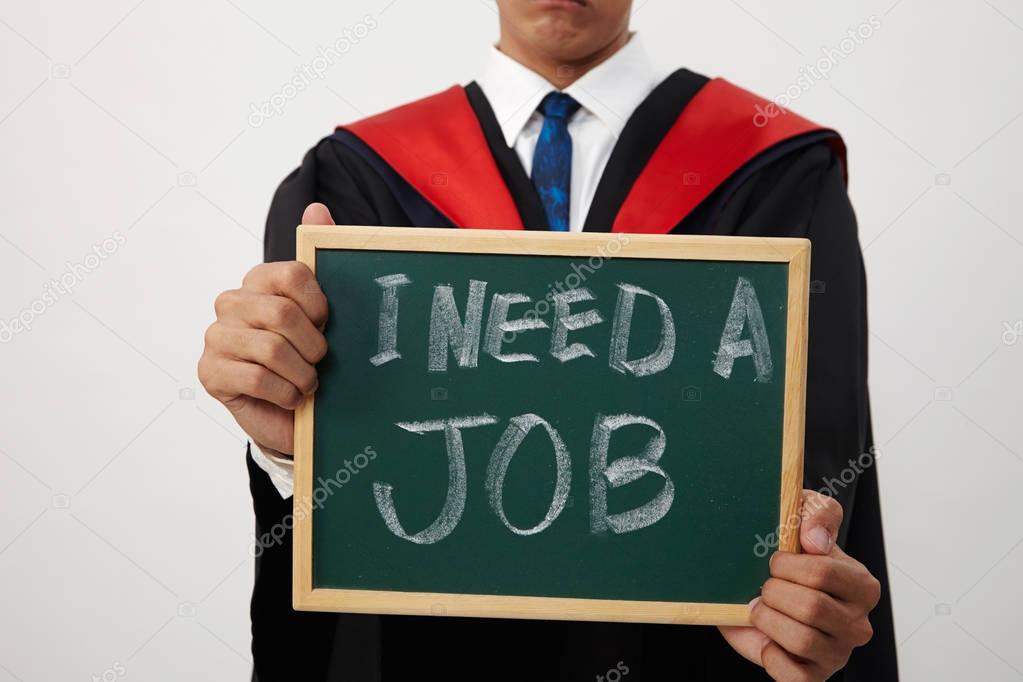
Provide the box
[248,68,898,681]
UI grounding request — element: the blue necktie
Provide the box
[532,92,581,232]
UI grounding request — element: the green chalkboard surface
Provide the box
[293,226,809,626]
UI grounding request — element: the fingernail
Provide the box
[808,527,832,553]
[749,597,761,610]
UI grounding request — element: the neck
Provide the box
[497,30,631,89]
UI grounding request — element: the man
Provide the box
[198,1,897,679]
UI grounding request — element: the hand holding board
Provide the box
[293,226,808,626]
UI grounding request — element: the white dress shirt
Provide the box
[476,33,660,231]
[251,34,662,498]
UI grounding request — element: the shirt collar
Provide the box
[476,33,659,148]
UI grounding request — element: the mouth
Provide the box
[533,0,589,9]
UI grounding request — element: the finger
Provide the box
[302,202,336,226]
[242,262,328,328]
[718,624,771,666]
[761,577,850,638]
[800,490,843,555]
[770,552,872,605]
[761,641,827,682]
[750,598,838,669]
[215,290,327,363]
[208,324,318,395]
[200,357,304,410]
[227,396,295,455]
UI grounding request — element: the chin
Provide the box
[499,0,630,63]
[528,15,594,59]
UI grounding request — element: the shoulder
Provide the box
[279,85,471,187]
[679,72,835,134]
[271,129,389,207]
[277,83,465,192]
[634,69,848,191]
[704,77,848,199]
[341,85,469,132]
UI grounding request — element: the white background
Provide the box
[1,0,1021,679]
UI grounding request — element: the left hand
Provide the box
[718,490,881,681]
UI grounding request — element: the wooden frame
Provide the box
[293,225,809,627]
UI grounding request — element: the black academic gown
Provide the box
[248,70,898,681]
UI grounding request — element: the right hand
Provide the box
[198,203,334,455]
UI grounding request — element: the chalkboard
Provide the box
[293,226,808,626]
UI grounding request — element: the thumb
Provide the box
[799,489,842,555]
[302,202,336,226]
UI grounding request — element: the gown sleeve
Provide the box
[718,143,899,680]
[796,152,897,680]
[248,137,387,682]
